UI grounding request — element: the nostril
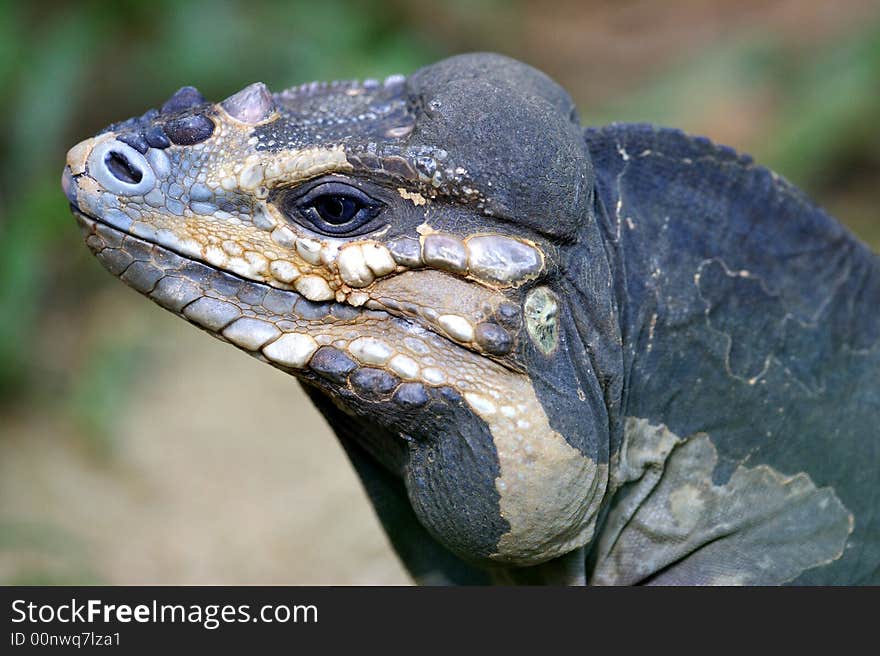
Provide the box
[87,139,156,196]
[105,150,143,184]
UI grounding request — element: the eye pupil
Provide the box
[280,182,383,236]
[316,195,356,224]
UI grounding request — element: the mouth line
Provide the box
[72,203,360,317]
[71,205,513,373]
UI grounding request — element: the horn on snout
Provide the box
[221,82,276,124]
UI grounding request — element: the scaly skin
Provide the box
[64,54,879,585]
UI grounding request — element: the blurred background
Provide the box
[1,0,878,584]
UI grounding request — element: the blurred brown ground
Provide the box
[1,0,878,584]
[1,291,409,584]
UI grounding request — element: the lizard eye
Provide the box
[285,182,384,235]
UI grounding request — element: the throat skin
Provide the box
[588,124,879,585]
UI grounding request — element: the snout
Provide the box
[63,133,167,233]
[61,166,78,205]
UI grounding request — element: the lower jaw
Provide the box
[74,207,513,547]
[73,210,604,569]
[72,208,483,415]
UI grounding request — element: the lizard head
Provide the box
[63,53,618,568]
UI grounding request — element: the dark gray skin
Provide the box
[64,53,879,584]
